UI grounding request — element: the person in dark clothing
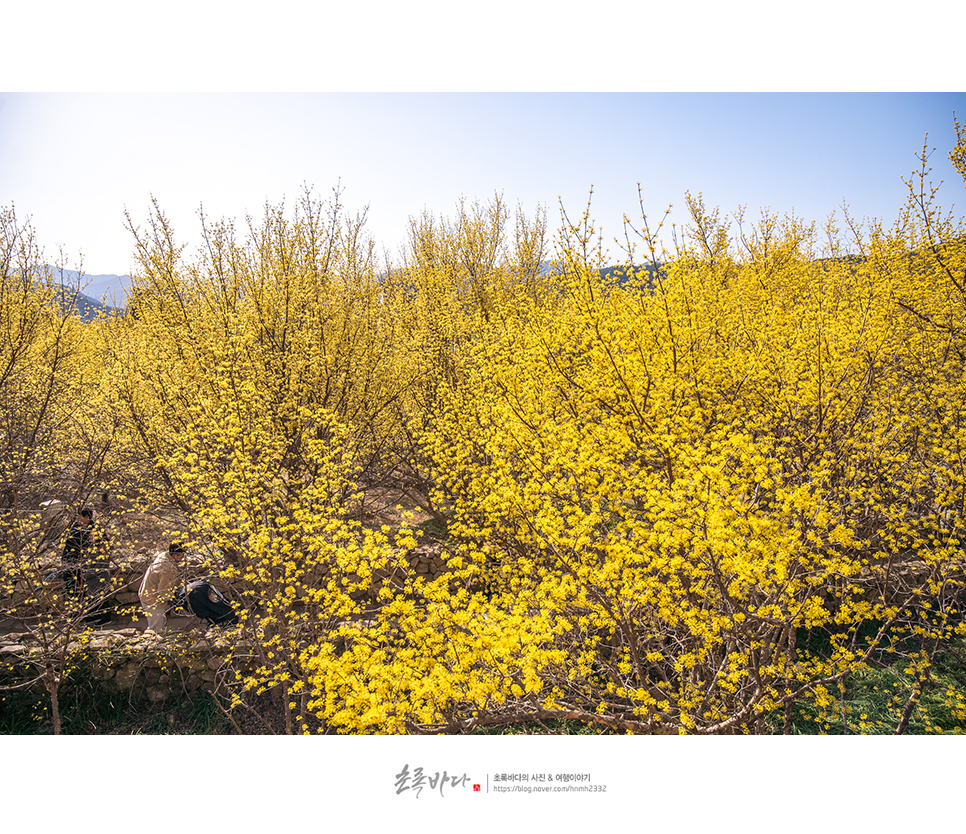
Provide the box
[176,580,239,628]
[59,507,112,625]
[60,508,95,594]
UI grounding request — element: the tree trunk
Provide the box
[280,683,293,735]
[46,668,62,735]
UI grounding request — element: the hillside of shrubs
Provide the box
[3,125,966,734]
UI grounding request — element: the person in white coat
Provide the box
[138,542,185,632]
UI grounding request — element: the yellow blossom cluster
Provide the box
[6,130,966,734]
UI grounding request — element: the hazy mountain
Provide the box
[43,285,113,323]
[46,268,131,306]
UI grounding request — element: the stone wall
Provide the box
[0,627,249,703]
[406,541,447,580]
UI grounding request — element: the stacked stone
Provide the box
[0,628,249,702]
[407,542,446,579]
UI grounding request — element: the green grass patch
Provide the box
[773,635,966,735]
[0,667,232,735]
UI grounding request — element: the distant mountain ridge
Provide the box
[47,285,113,322]
[38,267,130,322]
[47,268,131,305]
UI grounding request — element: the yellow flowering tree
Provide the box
[301,135,966,734]
[0,206,121,733]
[109,189,417,732]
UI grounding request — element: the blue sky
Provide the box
[2,92,963,278]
